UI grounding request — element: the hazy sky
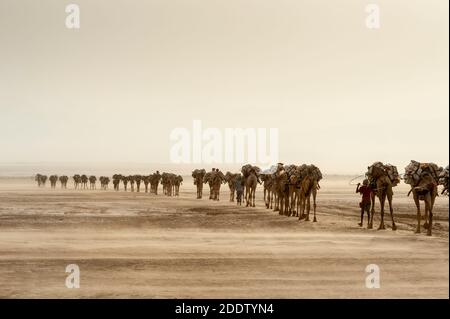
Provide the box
[0,0,448,174]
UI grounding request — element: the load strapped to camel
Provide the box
[283,164,298,179]
[438,166,449,196]
[403,160,443,186]
[308,164,323,182]
[293,164,308,180]
[214,170,226,182]
[260,165,277,175]
[366,161,400,186]
[241,164,261,178]
[225,171,239,182]
[192,169,206,178]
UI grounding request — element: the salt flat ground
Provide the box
[0,177,448,298]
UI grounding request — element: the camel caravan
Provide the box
[259,163,322,221]
[34,171,182,197]
[34,159,448,236]
[191,163,323,221]
[354,161,448,236]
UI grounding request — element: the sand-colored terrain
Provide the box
[0,176,448,298]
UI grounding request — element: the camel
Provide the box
[122,175,129,191]
[49,175,58,189]
[260,174,274,209]
[112,174,122,191]
[150,171,161,194]
[174,175,183,196]
[288,164,316,220]
[225,172,239,202]
[410,172,438,236]
[282,165,299,215]
[438,166,449,196]
[366,164,397,231]
[211,169,225,201]
[104,177,110,189]
[155,171,162,194]
[99,176,110,190]
[80,175,88,189]
[241,165,260,207]
[89,175,97,189]
[288,174,302,217]
[128,175,135,192]
[273,170,289,215]
[244,171,258,207]
[259,169,279,210]
[143,176,150,193]
[35,174,42,187]
[297,174,319,222]
[73,174,81,189]
[267,177,278,210]
[192,169,206,199]
[149,174,156,193]
[59,175,68,188]
[203,172,214,199]
[170,174,177,196]
[404,162,443,236]
[134,175,142,192]
[161,173,169,195]
[35,174,48,187]
[235,174,244,205]
[161,172,177,196]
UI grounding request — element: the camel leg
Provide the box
[278,195,283,215]
[378,194,386,230]
[387,193,396,231]
[246,187,250,207]
[312,189,317,222]
[252,188,256,207]
[263,189,266,207]
[301,196,306,219]
[423,197,430,230]
[368,193,375,229]
[298,196,305,220]
[425,193,433,236]
[291,191,297,216]
[305,195,311,221]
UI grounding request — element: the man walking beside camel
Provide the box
[356,179,373,227]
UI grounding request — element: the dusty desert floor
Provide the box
[0,176,448,298]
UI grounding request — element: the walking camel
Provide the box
[367,163,398,231]
[192,169,206,199]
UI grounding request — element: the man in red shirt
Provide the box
[356,179,373,227]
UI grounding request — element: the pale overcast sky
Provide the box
[0,0,448,174]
